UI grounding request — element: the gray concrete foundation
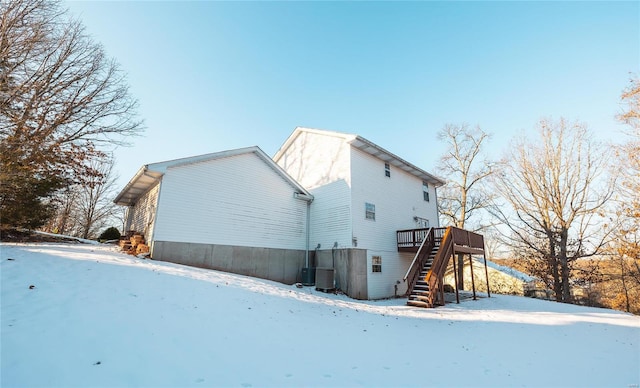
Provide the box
[313,248,368,300]
[152,241,305,285]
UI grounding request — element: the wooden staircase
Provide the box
[407,240,441,308]
[400,226,486,308]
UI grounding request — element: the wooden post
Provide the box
[483,252,491,298]
[469,253,477,301]
[452,251,460,304]
[457,253,465,290]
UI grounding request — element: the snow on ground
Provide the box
[1,243,639,387]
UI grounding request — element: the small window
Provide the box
[372,256,382,273]
[422,181,430,202]
[365,202,376,221]
[384,162,390,177]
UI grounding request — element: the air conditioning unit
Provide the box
[315,267,335,291]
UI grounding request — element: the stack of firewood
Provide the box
[119,231,149,256]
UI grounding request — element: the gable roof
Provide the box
[273,127,446,187]
[114,146,312,206]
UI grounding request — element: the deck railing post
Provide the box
[452,250,460,304]
[469,253,477,301]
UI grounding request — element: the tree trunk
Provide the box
[560,228,572,303]
[546,232,562,302]
[620,258,631,313]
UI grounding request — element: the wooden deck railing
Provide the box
[397,227,446,252]
[451,227,484,249]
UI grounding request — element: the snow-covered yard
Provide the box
[1,243,639,387]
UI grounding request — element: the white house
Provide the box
[274,127,445,299]
[114,146,313,284]
[116,127,446,300]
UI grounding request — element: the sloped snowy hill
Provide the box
[1,243,639,387]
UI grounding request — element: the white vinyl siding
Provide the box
[366,251,413,299]
[350,148,439,299]
[350,148,437,252]
[127,182,160,243]
[277,130,353,249]
[153,153,307,250]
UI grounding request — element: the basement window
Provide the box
[423,181,430,202]
[372,256,382,273]
[384,162,391,177]
[365,202,376,221]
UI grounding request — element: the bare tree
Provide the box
[491,118,615,303]
[45,155,120,239]
[599,76,640,311]
[437,123,494,288]
[618,76,640,130]
[0,0,142,228]
[43,185,79,235]
[437,123,493,229]
[76,155,120,239]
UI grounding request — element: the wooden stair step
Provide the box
[407,300,429,308]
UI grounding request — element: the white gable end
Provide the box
[153,152,308,250]
[275,129,353,250]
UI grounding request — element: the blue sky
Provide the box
[65,1,639,188]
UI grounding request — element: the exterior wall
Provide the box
[276,131,353,250]
[126,181,161,242]
[152,241,305,285]
[314,248,368,300]
[153,152,308,250]
[364,250,414,299]
[350,148,440,299]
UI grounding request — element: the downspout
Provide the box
[434,185,440,227]
[294,192,314,267]
[306,200,311,267]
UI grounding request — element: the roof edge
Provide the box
[350,135,446,187]
[115,146,312,207]
[274,126,445,187]
[113,165,150,206]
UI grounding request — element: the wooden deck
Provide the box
[397,227,484,253]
